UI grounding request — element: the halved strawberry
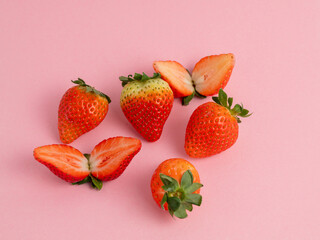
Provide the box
[34,145,90,183]
[34,137,142,190]
[192,54,235,96]
[90,137,142,181]
[153,54,235,105]
[153,61,194,98]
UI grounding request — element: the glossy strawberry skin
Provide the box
[150,158,201,210]
[58,86,109,144]
[185,102,239,158]
[120,78,174,142]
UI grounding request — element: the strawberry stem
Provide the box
[72,154,103,190]
[119,72,161,87]
[212,89,252,123]
[182,88,206,106]
[159,170,203,219]
[72,78,111,103]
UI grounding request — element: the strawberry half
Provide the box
[89,137,141,181]
[34,144,90,183]
[153,53,235,105]
[192,54,235,96]
[34,137,142,190]
[153,61,194,98]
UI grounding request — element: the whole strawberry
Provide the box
[150,158,203,219]
[58,78,111,144]
[185,89,251,158]
[119,73,174,142]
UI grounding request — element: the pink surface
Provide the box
[1,0,319,239]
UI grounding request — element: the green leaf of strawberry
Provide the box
[119,72,161,86]
[182,91,195,106]
[180,170,193,189]
[90,174,103,190]
[159,170,203,219]
[71,78,111,103]
[174,204,188,219]
[167,197,181,211]
[213,89,252,123]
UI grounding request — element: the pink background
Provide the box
[1,0,319,239]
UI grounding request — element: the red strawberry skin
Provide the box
[185,102,238,158]
[120,78,174,142]
[58,85,109,144]
[90,137,142,181]
[34,144,90,183]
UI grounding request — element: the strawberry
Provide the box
[185,89,251,158]
[89,137,141,181]
[192,54,235,96]
[153,61,194,98]
[150,158,203,219]
[153,53,235,105]
[58,78,111,144]
[34,144,90,183]
[119,73,174,142]
[34,137,141,190]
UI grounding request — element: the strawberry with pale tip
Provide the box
[119,72,174,142]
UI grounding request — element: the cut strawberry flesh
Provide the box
[153,61,194,97]
[90,137,142,181]
[34,145,90,183]
[192,53,235,96]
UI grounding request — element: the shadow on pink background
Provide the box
[0,0,319,239]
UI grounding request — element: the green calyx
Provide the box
[72,78,111,103]
[72,154,103,190]
[182,89,207,106]
[119,72,161,87]
[181,68,207,106]
[212,89,252,123]
[160,170,203,219]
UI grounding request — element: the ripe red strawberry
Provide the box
[153,53,235,105]
[185,89,251,158]
[58,78,111,144]
[119,73,174,142]
[34,137,141,190]
[150,158,203,219]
